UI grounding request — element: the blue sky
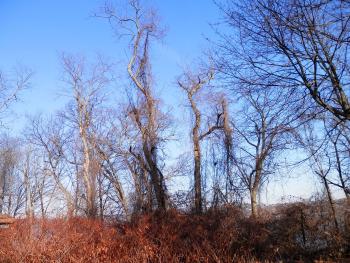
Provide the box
[0,0,221,127]
[0,0,331,203]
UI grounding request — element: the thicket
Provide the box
[0,202,348,263]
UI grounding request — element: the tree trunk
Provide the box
[86,186,97,218]
[0,184,4,214]
[148,97,167,211]
[322,176,339,231]
[333,140,350,200]
[193,133,202,214]
[40,190,45,218]
[143,140,166,210]
[222,98,232,199]
[110,177,129,218]
[98,175,104,220]
[250,187,258,219]
[250,164,262,219]
[79,119,97,218]
[24,155,34,219]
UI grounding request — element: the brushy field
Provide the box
[0,205,349,262]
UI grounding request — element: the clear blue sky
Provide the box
[0,0,330,203]
[0,0,221,128]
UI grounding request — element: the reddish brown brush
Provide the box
[0,205,348,262]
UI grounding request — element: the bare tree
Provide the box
[215,0,350,123]
[27,115,76,217]
[92,111,130,218]
[0,68,31,216]
[327,122,350,200]
[99,0,169,210]
[178,69,232,213]
[0,67,32,123]
[60,54,112,218]
[0,135,20,215]
[233,88,296,218]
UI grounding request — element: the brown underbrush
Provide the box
[0,204,348,262]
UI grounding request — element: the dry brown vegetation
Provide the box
[0,203,349,263]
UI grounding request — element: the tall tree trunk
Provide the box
[79,118,97,218]
[147,96,167,211]
[177,71,217,214]
[143,140,166,210]
[132,96,167,211]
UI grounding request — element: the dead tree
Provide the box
[99,0,168,210]
[61,54,112,218]
[178,69,232,213]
